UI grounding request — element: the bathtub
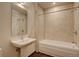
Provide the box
[39,40,79,57]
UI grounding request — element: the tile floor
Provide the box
[29,51,53,57]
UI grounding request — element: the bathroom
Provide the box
[0,2,79,57]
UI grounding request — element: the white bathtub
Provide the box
[39,40,79,57]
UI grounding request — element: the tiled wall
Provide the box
[45,4,74,43]
[36,4,74,43]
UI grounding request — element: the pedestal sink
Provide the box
[10,37,36,48]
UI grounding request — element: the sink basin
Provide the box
[10,38,36,48]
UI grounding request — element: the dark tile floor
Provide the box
[29,51,52,57]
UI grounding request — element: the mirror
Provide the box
[11,3,27,36]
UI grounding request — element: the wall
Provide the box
[44,4,74,43]
[0,3,18,57]
[25,3,36,38]
[34,3,44,52]
[35,5,45,40]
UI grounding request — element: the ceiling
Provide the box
[38,2,74,10]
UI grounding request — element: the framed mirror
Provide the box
[11,3,27,36]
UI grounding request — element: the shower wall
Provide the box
[35,3,79,44]
[44,4,74,43]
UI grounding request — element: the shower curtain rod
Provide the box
[38,6,79,16]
